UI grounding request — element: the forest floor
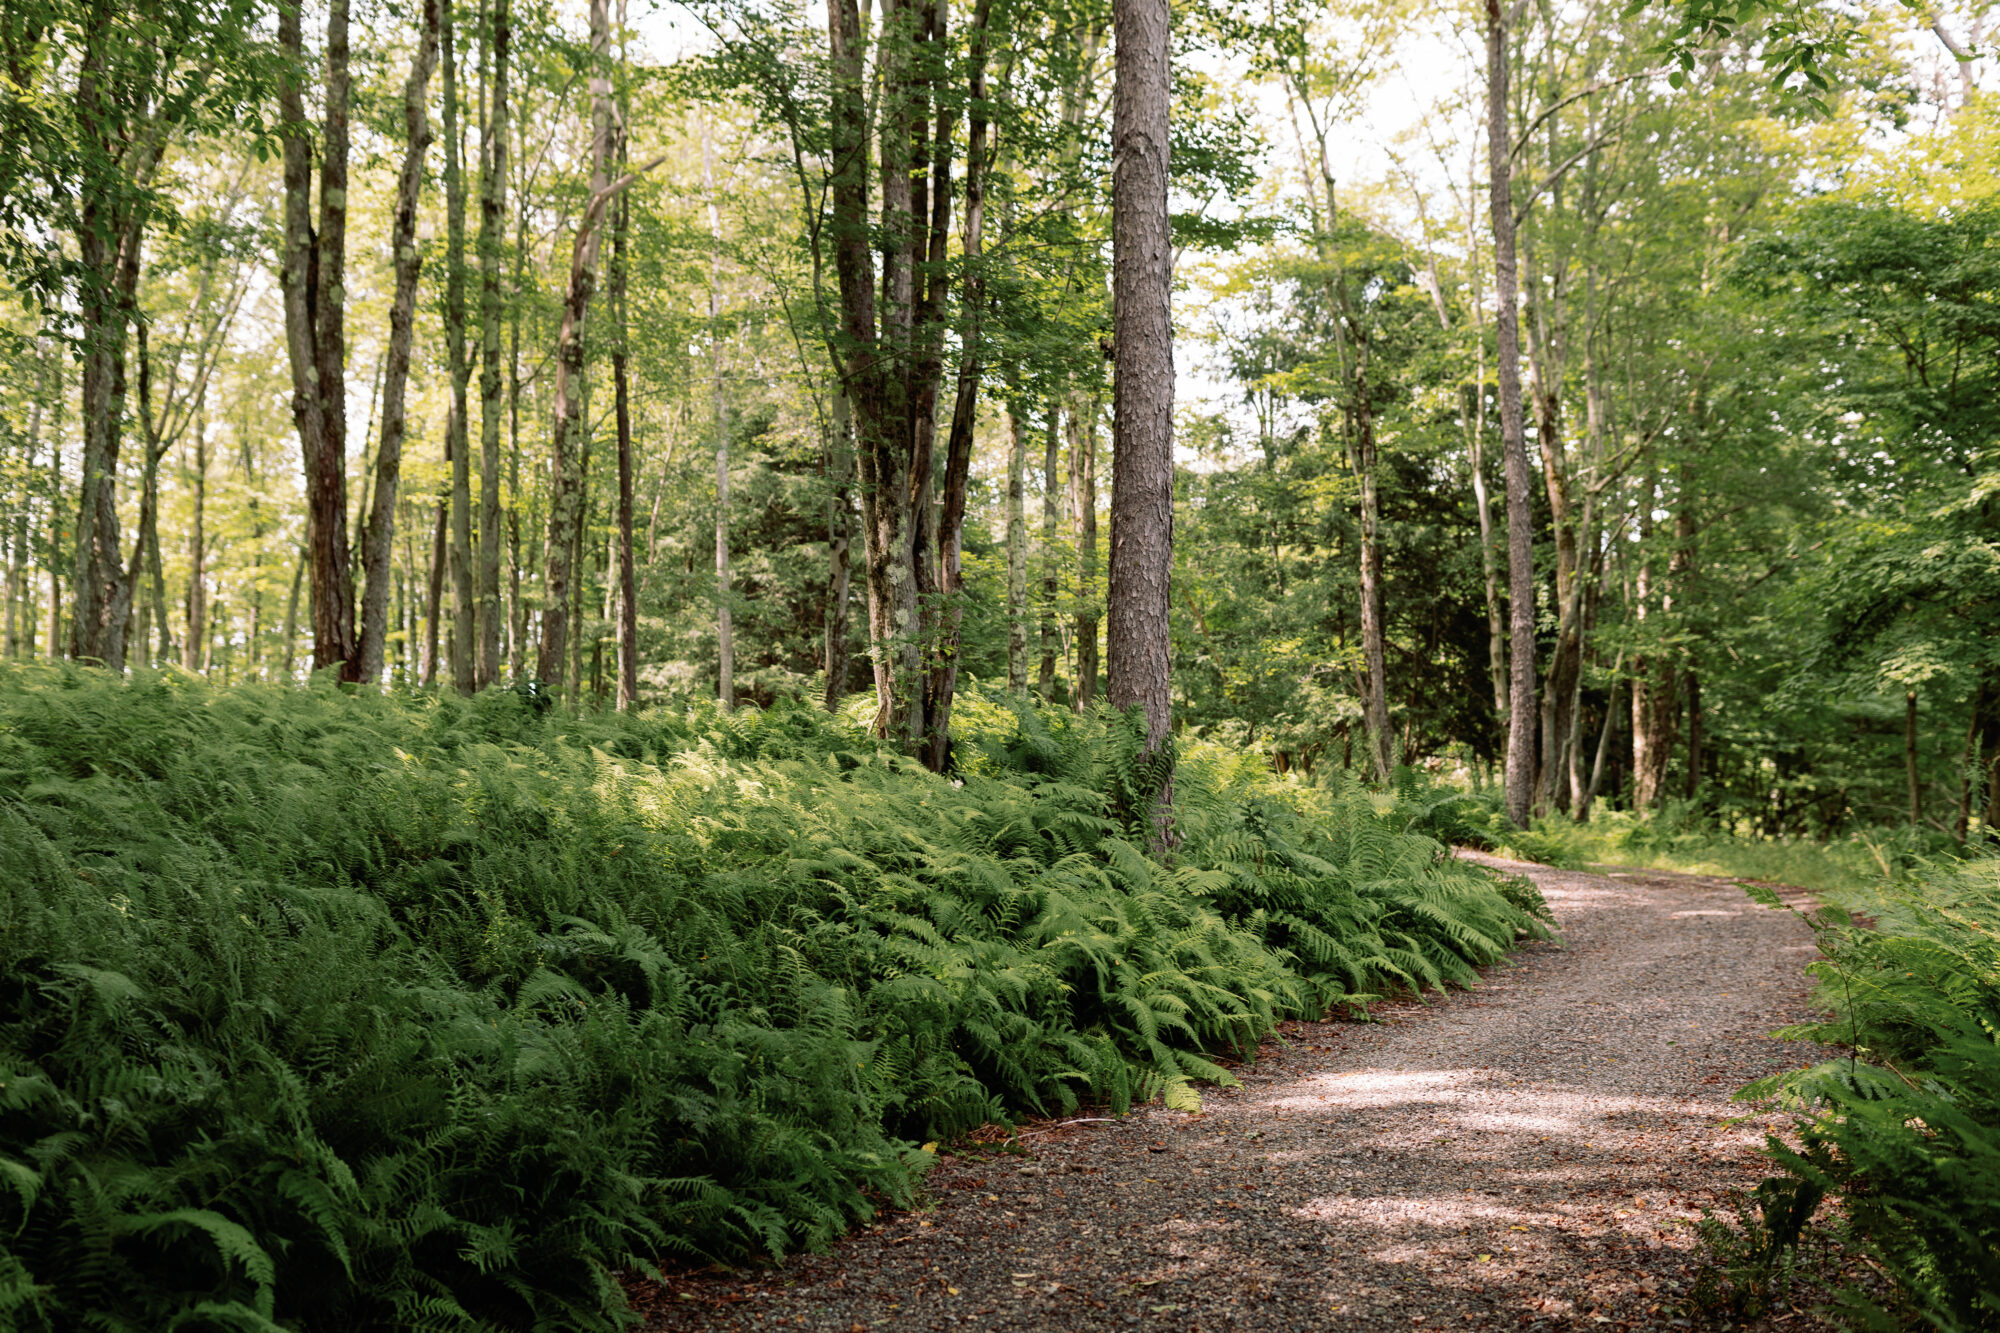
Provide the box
[635,856,1839,1333]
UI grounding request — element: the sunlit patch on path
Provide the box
[638,857,1835,1332]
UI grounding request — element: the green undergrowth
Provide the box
[1713,854,2000,1329]
[0,666,1547,1331]
[1491,805,1885,896]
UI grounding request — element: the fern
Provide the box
[0,666,1542,1330]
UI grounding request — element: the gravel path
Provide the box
[637,857,1833,1332]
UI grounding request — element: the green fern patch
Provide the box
[0,667,1544,1330]
[1727,857,2000,1329]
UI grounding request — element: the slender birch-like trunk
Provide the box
[1039,411,1060,699]
[612,45,638,710]
[357,0,440,684]
[443,3,476,692]
[538,0,615,689]
[704,121,734,710]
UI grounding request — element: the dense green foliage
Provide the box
[1736,858,2000,1329]
[0,667,1545,1331]
[1484,804,1889,895]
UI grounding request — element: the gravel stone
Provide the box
[633,856,1835,1332]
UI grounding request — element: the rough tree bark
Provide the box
[1487,0,1538,827]
[1351,352,1393,780]
[443,4,476,693]
[357,0,440,685]
[68,3,163,670]
[477,0,510,687]
[70,200,141,670]
[279,0,359,678]
[824,0,961,759]
[1106,0,1175,760]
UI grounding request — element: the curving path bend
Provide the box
[639,856,1833,1333]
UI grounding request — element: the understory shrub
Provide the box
[1497,803,1887,894]
[1734,855,2000,1330]
[0,666,1546,1331]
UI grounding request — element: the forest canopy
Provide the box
[0,0,1994,831]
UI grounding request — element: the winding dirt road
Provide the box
[640,857,1833,1332]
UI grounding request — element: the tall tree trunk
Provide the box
[1005,393,1028,692]
[566,424,589,705]
[1526,239,1579,814]
[1352,353,1392,780]
[612,100,638,710]
[508,117,528,681]
[443,2,476,693]
[1578,659,1623,822]
[70,205,140,669]
[705,121,734,711]
[357,0,440,685]
[279,0,358,678]
[183,424,208,671]
[477,0,510,687]
[918,0,989,766]
[1106,0,1175,766]
[69,12,154,671]
[1468,349,1507,735]
[1039,410,1061,699]
[147,464,170,666]
[422,497,447,686]
[1630,478,1681,810]
[538,0,615,689]
[824,0,955,755]
[127,325,176,669]
[126,325,157,666]
[8,354,41,658]
[904,0,954,740]
[1068,391,1100,708]
[1486,0,1537,827]
[241,429,264,677]
[824,389,855,711]
[859,0,919,746]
